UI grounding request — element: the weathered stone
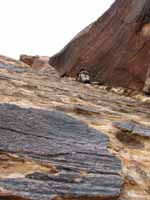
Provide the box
[143,66,150,95]
[0,104,122,200]
[20,55,50,71]
[50,0,150,91]
[0,54,150,200]
[115,131,144,149]
[0,55,30,72]
[113,121,150,138]
[20,54,38,66]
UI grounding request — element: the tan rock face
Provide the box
[143,66,150,95]
[0,55,150,200]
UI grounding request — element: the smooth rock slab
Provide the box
[0,104,122,200]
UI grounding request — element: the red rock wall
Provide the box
[50,0,150,91]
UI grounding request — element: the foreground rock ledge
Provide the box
[0,104,122,200]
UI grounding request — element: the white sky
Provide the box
[0,0,114,59]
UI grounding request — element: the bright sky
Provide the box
[0,0,114,59]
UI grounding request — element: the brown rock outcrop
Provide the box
[20,55,50,71]
[20,54,38,66]
[50,0,150,92]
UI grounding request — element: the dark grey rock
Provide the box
[0,104,122,200]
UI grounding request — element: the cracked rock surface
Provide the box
[0,55,150,200]
[0,104,122,200]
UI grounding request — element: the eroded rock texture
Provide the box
[143,66,150,95]
[0,104,122,200]
[50,0,150,91]
[20,55,50,71]
[0,55,29,72]
[0,54,150,200]
[20,54,39,66]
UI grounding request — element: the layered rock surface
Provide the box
[0,55,149,200]
[0,104,122,200]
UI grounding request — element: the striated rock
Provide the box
[113,121,150,138]
[0,104,122,200]
[0,55,30,73]
[0,55,150,200]
[50,0,150,92]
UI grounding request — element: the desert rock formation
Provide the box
[0,54,149,200]
[50,0,150,93]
